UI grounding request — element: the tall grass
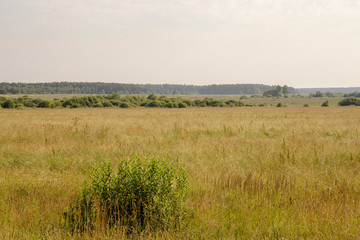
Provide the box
[0,107,360,238]
[65,156,188,234]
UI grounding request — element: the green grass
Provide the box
[0,107,360,238]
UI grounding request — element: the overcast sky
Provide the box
[1,0,359,88]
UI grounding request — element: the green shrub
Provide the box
[276,103,283,107]
[102,100,113,107]
[321,100,329,107]
[15,103,25,109]
[178,102,187,108]
[65,156,188,233]
[37,100,50,108]
[165,102,174,108]
[94,102,104,108]
[303,103,309,107]
[338,97,360,106]
[70,103,81,108]
[3,99,15,108]
[119,102,131,108]
[147,94,158,101]
[146,101,161,108]
[240,95,248,100]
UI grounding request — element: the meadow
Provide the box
[1,106,360,239]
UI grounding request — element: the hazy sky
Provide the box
[1,0,359,87]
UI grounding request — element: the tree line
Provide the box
[0,82,296,95]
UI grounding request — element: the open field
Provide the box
[1,107,360,239]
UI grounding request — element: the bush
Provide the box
[338,97,360,106]
[102,100,113,107]
[276,103,283,107]
[321,100,329,107]
[65,156,188,233]
[119,102,131,108]
[3,99,15,108]
[303,103,309,107]
[146,101,161,108]
[178,102,187,108]
[15,103,25,109]
[48,101,57,108]
[147,94,158,101]
[165,102,174,108]
[94,102,104,108]
[37,100,50,108]
[70,103,81,108]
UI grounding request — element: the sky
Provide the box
[0,0,359,88]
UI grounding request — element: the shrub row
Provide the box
[0,94,265,109]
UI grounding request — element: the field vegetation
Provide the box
[1,107,360,238]
[1,93,357,109]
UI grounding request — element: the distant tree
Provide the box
[283,85,289,96]
[324,91,335,97]
[344,92,360,98]
[263,86,282,97]
[311,91,324,97]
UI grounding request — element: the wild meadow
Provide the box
[1,106,360,239]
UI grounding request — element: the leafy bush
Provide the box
[147,94,158,101]
[146,101,161,107]
[37,100,50,108]
[338,97,360,106]
[119,102,131,108]
[165,102,174,108]
[15,103,25,109]
[3,99,15,108]
[321,100,329,107]
[102,100,113,107]
[178,102,187,108]
[94,102,104,108]
[70,103,81,108]
[303,103,309,107]
[65,156,188,233]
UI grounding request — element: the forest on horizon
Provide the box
[0,82,295,95]
[1,82,360,95]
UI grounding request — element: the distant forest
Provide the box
[0,82,297,95]
[297,87,360,94]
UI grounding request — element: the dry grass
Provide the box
[1,107,360,239]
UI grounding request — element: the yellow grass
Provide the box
[1,107,360,239]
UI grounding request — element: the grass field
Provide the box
[1,107,360,239]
